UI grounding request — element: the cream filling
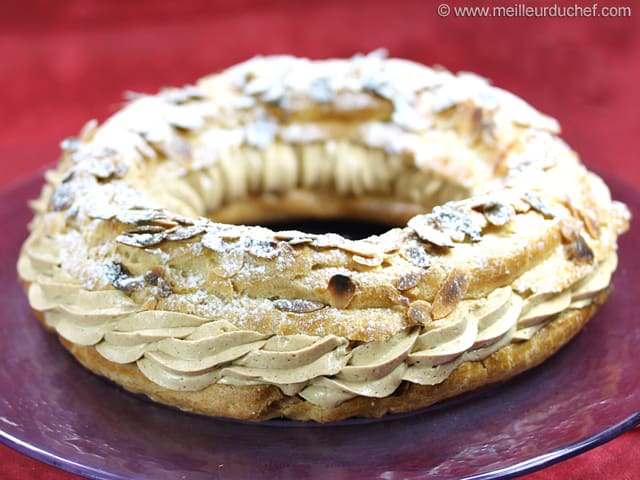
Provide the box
[19,228,616,408]
[167,136,475,220]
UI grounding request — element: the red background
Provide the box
[0,0,638,478]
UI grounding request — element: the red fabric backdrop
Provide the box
[0,0,638,478]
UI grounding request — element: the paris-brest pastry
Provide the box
[18,52,630,422]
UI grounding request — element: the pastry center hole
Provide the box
[261,218,394,241]
[206,192,423,238]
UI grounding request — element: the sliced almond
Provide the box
[397,271,422,291]
[273,299,326,313]
[400,243,431,268]
[566,232,594,264]
[407,300,433,326]
[431,268,469,320]
[327,274,357,309]
[352,254,384,267]
[338,240,382,258]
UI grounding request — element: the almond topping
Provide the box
[338,240,382,258]
[566,232,594,264]
[383,285,411,306]
[578,209,600,239]
[353,254,384,267]
[397,272,422,291]
[482,201,515,226]
[559,216,582,243]
[273,299,326,313]
[407,300,433,326]
[327,274,357,309]
[431,268,469,320]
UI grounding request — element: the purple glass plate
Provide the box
[0,173,638,480]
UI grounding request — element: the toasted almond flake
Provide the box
[338,240,381,258]
[482,201,515,226]
[432,204,483,241]
[311,233,345,249]
[578,209,600,239]
[201,232,227,253]
[352,254,384,267]
[117,231,167,248]
[273,299,326,313]
[408,203,484,246]
[165,224,207,242]
[559,216,582,243]
[377,228,406,253]
[86,158,128,180]
[150,218,180,229]
[566,232,594,264]
[327,274,357,309]
[523,192,555,218]
[397,271,422,291]
[274,230,313,242]
[288,237,314,246]
[216,225,247,240]
[51,183,74,211]
[407,300,432,326]
[245,238,280,259]
[407,216,453,248]
[431,268,469,320]
[383,285,411,306]
[129,225,166,234]
[115,209,167,225]
[512,197,532,213]
[400,243,431,268]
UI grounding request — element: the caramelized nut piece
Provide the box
[432,268,469,320]
[482,201,515,226]
[327,274,357,309]
[400,243,431,268]
[273,299,326,313]
[523,193,555,219]
[559,216,582,243]
[407,300,433,326]
[383,285,411,306]
[397,272,422,291]
[567,232,594,264]
[353,254,384,267]
[578,209,601,239]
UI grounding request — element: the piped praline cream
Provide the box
[19,227,616,407]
